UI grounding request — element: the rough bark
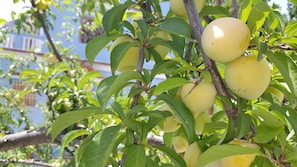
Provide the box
[0,127,52,152]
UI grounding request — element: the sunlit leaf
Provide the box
[197,144,264,167]
[153,77,189,95]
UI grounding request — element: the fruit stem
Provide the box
[183,0,237,129]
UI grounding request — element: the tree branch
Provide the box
[0,159,54,167]
[30,0,63,62]
[0,127,53,152]
[183,0,235,120]
[232,0,238,18]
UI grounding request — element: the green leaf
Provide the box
[253,125,284,143]
[102,1,134,34]
[97,71,143,108]
[124,144,146,167]
[246,109,284,143]
[284,21,297,37]
[51,107,102,141]
[153,145,187,167]
[77,71,101,90]
[200,6,231,18]
[158,17,190,38]
[61,129,90,149]
[77,126,121,167]
[197,144,264,167]
[289,0,297,6]
[151,60,179,78]
[157,94,195,142]
[86,35,117,65]
[153,77,189,95]
[273,105,297,135]
[247,1,271,33]
[110,41,140,74]
[250,155,274,167]
[267,51,297,99]
[236,111,252,139]
[239,0,253,22]
[20,69,39,80]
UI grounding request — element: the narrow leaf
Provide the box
[158,17,190,38]
[102,1,134,34]
[197,144,264,167]
[153,77,189,95]
[86,35,117,65]
[153,145,187,167]
[124,144,146,167]
[51,107,101,141]
[157,94,195,142]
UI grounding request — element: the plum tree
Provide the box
[180,80,217,114]
[225,55,271,100]
[170,0,204,20]
[201,17,250,63]
[110,36,139,72]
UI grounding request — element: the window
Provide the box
[13,82,36,106]
[0,34,14,48]
[22,37,43,51]
[79,16,104,43]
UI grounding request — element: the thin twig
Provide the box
[249,44,297,52]
[231,0,238,18]
[30,0,62,62]
[0,159,54,167]
[183,0,235,122]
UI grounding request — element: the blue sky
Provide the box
[0,0,289,21]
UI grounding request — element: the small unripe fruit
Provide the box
[181,80,217,114]
[221,140,259,167]
[201,17,250,63]
[170,0,205,19]
[110,36,139,72]
[184,142,201,167]
[172,136,189,153]
[225,55,271,100]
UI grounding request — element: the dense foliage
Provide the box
[1,0,297,167]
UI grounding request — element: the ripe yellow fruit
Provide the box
[225,55,271,100]
[162,116,181,132]
[158,104,180,132]
[265,86,284,102]
[204,160,221,167]
[195,111,211,134]
[150,31,172,59]
[170,0,205,19]
[172,136,189,153]
[36,0,52,10]
[184,142,201,167]
[110,36,139,72]
[180,80,217,114]
[221,140,259,167]
[48,54,58,63]
[201,17,250,63]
